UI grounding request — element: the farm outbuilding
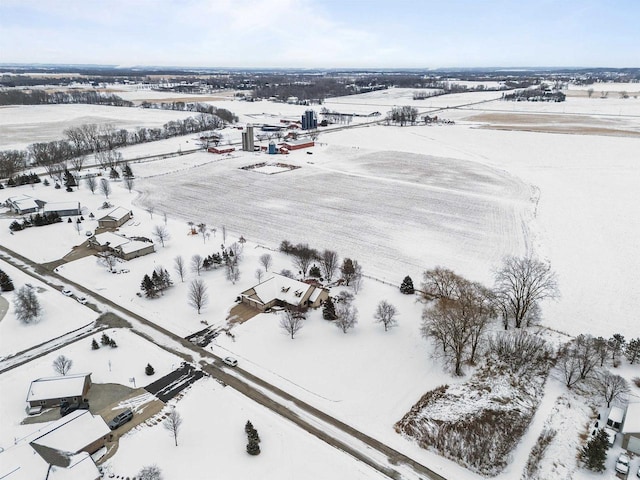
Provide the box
[26,373,92,409]
[43,201,81,217]
[622,403,640,454]
[97,206,132,229]
[208,146,235,154]
[281,139,314,151]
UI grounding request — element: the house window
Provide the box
[40,401,46,405]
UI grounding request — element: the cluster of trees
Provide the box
[386,106,419,126]
[245,421,261,456]
[0,269,15,292]
[9,212,63,232]
[279,240,361,289]
[0,150,27,179]
[5,170,39,186]
[140,268,173,298]
[0,89,133,106]
[503,89,566,102]
[99,332,118,348]
[580,428,611,472]
[420,257,559,376]
[141,101,238,123]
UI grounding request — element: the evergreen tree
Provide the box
[145,363,155,375]
[141,274,157,298]
[63,169,77,188]
[246,438,260,455]
[245,420,254,434]
[100,332,111,346]
[109,338,118,348]
[626,338,640,364]
[308,264,321,278]
[109,167,120,180]
[91,338,100,350]
[580,429,609,472]
[0,271,15,292]
[400,275,415,294]
[123,164,134,178]
[322,297,337,320]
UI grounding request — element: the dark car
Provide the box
[108,409,134,430]
[60,399,90,417]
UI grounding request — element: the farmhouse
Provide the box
[622,402,640,454]
[97,206,132,228]
[281,139,314,151]
[5,194,43,215]
[26,373,92,409]
[89,232,155,260]
[0,443,100,480]
[240,273,328,312]
[43,201,81,217]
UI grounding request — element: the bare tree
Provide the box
[493,256,559,329]
[573,335,600,381]
[188,278,208,314]
[593,371,629,408]
[174,255,185,282]
[351,262,363,294]
[191,254,203,276]
[153,225,170,247]
[319,249,339,282]
[374,300,398,332]
[559,352,582,389]
[13,285,42,324]
[279,309,305,339]
[197,223,208,244]
[587,87,594,98]
[69,155,85,172]
[85,175,97,194]
[226,262,240,284]
[335,304,358,334]
[97,252,118,272]
[255,268,264,283]
[259,253,272,272]
[74,219,82,235]
[123,175,135,193]
[52,355,73,375]
[99,178,111,199]
[146,206,154,219]
[421,267,464,300]
[163,212,168,225]
[163,408,183,446]
[292,244,317,276]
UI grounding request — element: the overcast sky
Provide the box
[1,0,638,69]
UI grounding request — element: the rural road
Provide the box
[0,228,447,478]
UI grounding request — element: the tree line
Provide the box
[0,89,133,106]
[140,101,238,123]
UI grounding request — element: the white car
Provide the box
[61,288,73,296]
[603,427,616,446]
[76,296,87,305]
[223,356,238,367]
[615,453,630,475]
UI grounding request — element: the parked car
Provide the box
[76,296,87,305]
[615,453,630,475]
[61,288,73,296]
[604,427,616,446]
[60,399,89,417]
[223,356,238,367]
[637,464,640,478]
[108,409,134,430]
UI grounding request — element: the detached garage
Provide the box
[622,403,640,454]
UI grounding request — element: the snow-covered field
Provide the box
[1,83,639,479]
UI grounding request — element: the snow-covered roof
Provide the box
[98,206,130,222]
[43,201,80,213]
[308,287,324,303]
[0,443,99,480]
[245,274,314,307]
[282,138,314,146]
[92,232,129,248]
[117,239,153,254]
[26,373,91,402]
[29,410,110,453]
[622,403,640,433]
[609,406,625,423]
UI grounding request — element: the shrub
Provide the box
[101,332,111,346]
[91,338,100,350]
[633,377,640,388]
[146,363,155,375]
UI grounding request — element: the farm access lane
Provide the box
[0,244,448,480]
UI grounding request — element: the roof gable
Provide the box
[27,373,91,402]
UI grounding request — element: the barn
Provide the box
[208,146,235,154]
[281,139,314,151]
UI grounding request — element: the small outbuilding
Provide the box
[26,373,92,409]
[43,201,81,217]
[607,405,625,431]
[281,139,314,151]
[208,146,235,154]
[97,206,132,229]
[622,403,640,454]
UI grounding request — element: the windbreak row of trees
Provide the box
[0,89,133,106]
[140,101,238,123]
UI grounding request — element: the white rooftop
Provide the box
[98,206,130,222]
[43,201,80,213]
[623,403,640,433]
[26,373,91,403]
[0,442,99,480]
[609,405,625,423]
[93,232,129,248]
[29,410,110,453]
[118,239,153,254]
[249,274,313,307]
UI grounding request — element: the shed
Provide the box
[43,201,81,217]
[97,206,132,228]
[622,403,640,454]
[281,139,314,151]
[208,146,235,154]
[26,373,92,408]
